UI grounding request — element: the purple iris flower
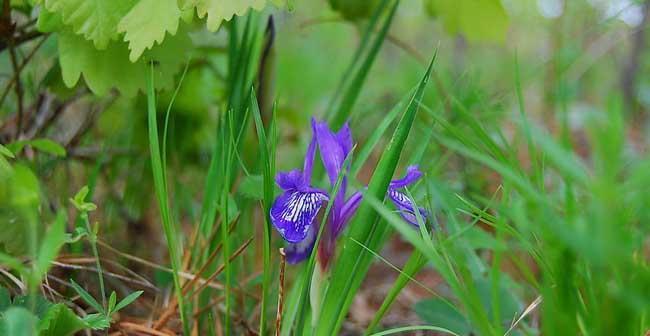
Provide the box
[270,118,426,266]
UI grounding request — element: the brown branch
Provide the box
[0,35,48,113]
[274,248,286,336]
[153,237,253,330]
[0,30,43,53]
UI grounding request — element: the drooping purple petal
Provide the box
[270,189,328,243]
[312,119,348,186]
[285,223,318,264]
[390,165,423,188]
[302,137,317,185]
[388,189,428,226]
[275,169,304,190]
[335,122,353,158]
[334,191,363,236]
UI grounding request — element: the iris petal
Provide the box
[275,169,304,190]
[312,119,347,186]
[390,165,423,188]
[388,189,427,226]
[285,223,317,264]
[335,122,353,157]
[334,191,363,236]
[270,189,328,243]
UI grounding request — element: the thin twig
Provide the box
[274,248,286,336]
[50,261,156,291]
[153,238,253,330]
[118,322,174,336]
[0,35,48,111]
[97,239,226,291]
[504,295,542,336]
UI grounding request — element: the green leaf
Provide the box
[58,31,143,96]
[424,0,508,43]
[186,0,283,31]
[64,227,88,244]
[82,313,110,330]
[0,287,11,312]
[57,27,190,96]
[69,279,103,314]
[1,307,38,336]
[0,164,41,255]
[36,7,64,33]
[0,144,14,159]
[28,139,66,157]
[35,211,67,282]
[44,0,136,49]
[4,139,65,157]
[117,0,181,62]
[237,174,264,200]
[71,186,89,207]
[113,290,143,313]
[107,292,116,315]
[366,249,426,334]
[12,294,53,319]
[38,303,88,336]
[415,299,472,335]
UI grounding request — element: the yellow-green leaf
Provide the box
[425,0,509,43]
[58,27,190,96]
[188,0,283,31]
[44,0,136,49]
[118,0,181,62]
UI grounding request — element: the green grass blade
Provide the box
[325,0,392,117]
[328,0,399,128]
[146,63,188,334]
[364,246,425,334]
[351,89,413,177]
[250,88,274,335]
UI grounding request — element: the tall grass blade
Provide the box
[251,88,275,335]
[325,0,392,118]
[328,0,399,128]
[146,63,189,334]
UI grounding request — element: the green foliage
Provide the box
[0,290,88,336]
[42,0,135,49]
[188,0,283,31]
[6,138,66,157]
[328,0,381,20]
[146,64,189,333]
[424,0,509,43]
[69,279,143,329]
[0,145,15,159]
[57,28,190,96]
[33,0,282,96]
[0,163,41,255]
[38,303,88,336]
[117,0,181,61]
[34,211,66,282]
[415,299,472,335]
[69,186,97,212]
[3,0,650,335]
[1,307,38,336]
[237,174,264,200]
